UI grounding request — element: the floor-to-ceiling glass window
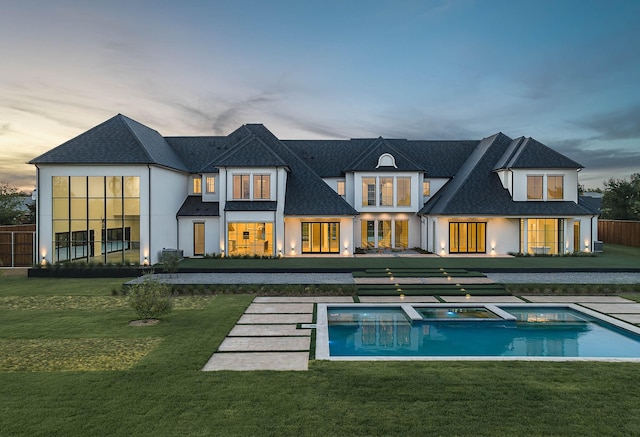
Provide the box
[394,220,409,248]
[449,222,486,253]
[52,176,140,263]
[361,220,375,248]
[527,218,563,255]
[301,222,340,253]
[378,220,392,248]
[227,222,273,256]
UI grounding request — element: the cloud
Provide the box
[573,105,640,141]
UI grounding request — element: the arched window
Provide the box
[376,153,397,168]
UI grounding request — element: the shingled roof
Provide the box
[421,133,591,216]
[343,138,425,172]
[494,137,583,170]
[30,114,188,172]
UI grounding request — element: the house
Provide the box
[29,114,599,264]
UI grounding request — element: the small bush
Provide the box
[128,277,173,320]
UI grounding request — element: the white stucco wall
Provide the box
[511,169,579,202]
[429,216,521,255]
[149,167,188,263]
[177,217,220,257]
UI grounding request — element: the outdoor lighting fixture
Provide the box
[143,256,149,266]
[465,294,471,299]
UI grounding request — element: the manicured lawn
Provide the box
[178,243,640,271]
[1,277,640,435]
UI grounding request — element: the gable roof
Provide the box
[240,124,359,216]
[30,114,188,172]
[343,138,425,172]
[203,132,289,170]
[421,133,593,216]
[494,137,583,170]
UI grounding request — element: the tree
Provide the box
[601,173,640,220]
[0,182,26,225]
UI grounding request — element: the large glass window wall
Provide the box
[52,176,140,263]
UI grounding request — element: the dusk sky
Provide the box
[2,0,639,192]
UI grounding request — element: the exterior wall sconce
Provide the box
[143,256,149,266]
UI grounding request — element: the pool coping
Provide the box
[316,302,640,362]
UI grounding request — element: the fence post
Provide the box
[11,231,15,268]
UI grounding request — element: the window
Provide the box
[227,222,273,256]
[301,222,340,253]
[52,176,140,263]
[337,180,345,196]
[379,177,393,206]
[206,176,215,193]
[193,177,202,194]
[449,222,486,253]
[377,220,392,248]
[395,220,409,248]
[547,175,563,200]
[397,177,411,206]
[253,175,270,199]
[233,175,250,199]
[527,218,564,255]
[527,175,543,200]
[362,178,376,206]
[423,180,431,196]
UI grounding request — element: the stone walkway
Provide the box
[202,294,640,371]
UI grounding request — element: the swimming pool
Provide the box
[315,303,640,361]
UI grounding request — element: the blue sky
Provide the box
[1,0,639,191]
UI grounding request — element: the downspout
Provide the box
[148,165,152,263]
[35,165,40,264]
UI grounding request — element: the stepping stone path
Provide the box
[202,296,354,371]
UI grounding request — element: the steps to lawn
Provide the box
[353,268,508,296]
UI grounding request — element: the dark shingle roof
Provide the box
[241,125,359,216]
[343,138,425,172]
[225,201,277,211]
[421,133,593,216]
[177,196,219,216]
[165,136,224,173]
[494,137,583,170]
[30,114,188,171]
[205,133,289,169]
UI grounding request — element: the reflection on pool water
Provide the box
[324,305,640,359]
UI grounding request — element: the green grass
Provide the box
[179,243,640,271]
[2,277,640,435]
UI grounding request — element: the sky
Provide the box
[1,0,639,192]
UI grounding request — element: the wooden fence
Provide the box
[598,220,640,248]
[0,224,36,267]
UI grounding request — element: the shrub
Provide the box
[160,252,181,274]
[128,277,173,320]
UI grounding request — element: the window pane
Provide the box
[395,220,408,248]
[106,177,122,197]
[548,176,563,199]
[423,180,430,196]
[378,220,391,248]
[527,176,543,200]
[206,176,215,193]
[362,178,376,206]
[254,175,270,199]
[124,177,139,197]
[397,177,411,206]
[337,181,345,196]
[70,176,86,198]
[124,198,140,216]
[53,198,69,219]
[88,177,104,198]
[70,198,87,220]
[193,177,201,194]
[52,176,69,197]
[380,177,393,206]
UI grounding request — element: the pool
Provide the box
[315,303,640,361]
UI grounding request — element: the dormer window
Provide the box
[206,176,215,193]
[376,153,397,168]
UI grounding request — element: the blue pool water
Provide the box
[326,306,640,358]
